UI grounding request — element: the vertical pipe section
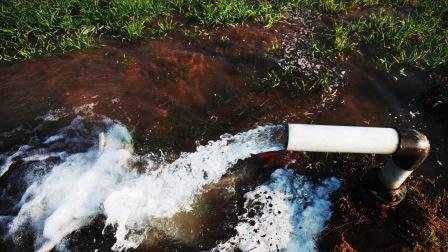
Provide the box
[285,124,430,207]
[379,129,430,189]
[378,159,413,189]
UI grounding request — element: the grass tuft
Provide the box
[252,66,331,95]
[334,23,354,52]
[266,40,281,56]
[153,18,175,37]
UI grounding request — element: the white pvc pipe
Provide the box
[287,124,399,154]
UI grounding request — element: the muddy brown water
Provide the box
[0,22,446,251]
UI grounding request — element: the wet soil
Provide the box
[0,15,447,251]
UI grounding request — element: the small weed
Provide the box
[252,66,330,95]
[182,25,210,43]
[116,53,131,69]
[334,23,354,52]
[153,18,175,38]
[123,17,148,41]
[266,40,281,56]
[378,57,394,72]
[316,70,332,88]
[308,32,330,58]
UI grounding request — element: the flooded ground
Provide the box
[0,15,447,251]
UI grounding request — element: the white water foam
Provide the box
[35,108,68,122]
[0,145,31,178]
[214,169,340,252]
[6,122,284,251]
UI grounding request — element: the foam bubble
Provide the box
[214,169,340,252]
[35,108,68,122]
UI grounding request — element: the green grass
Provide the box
[327,0,448,71]
[0,0,295,63]
[1,0,446,74]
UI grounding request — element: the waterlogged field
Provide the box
[0,0,447,251]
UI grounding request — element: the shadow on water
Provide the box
[0,19,446,251]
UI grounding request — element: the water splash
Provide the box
[214,169,340,252]
[104,124,284,251]
[0,145,31,178]
[7,124,133,252]
[4,120,284,251]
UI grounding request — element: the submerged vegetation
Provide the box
[0,0,285,62]
[252,67,332,95]
[1,0,446,74]
[1,0,446,116]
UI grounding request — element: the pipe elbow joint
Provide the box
[393,129,430,171]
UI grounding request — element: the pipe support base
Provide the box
[361,168,407,207]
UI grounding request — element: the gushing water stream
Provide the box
[1,116,339,251]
